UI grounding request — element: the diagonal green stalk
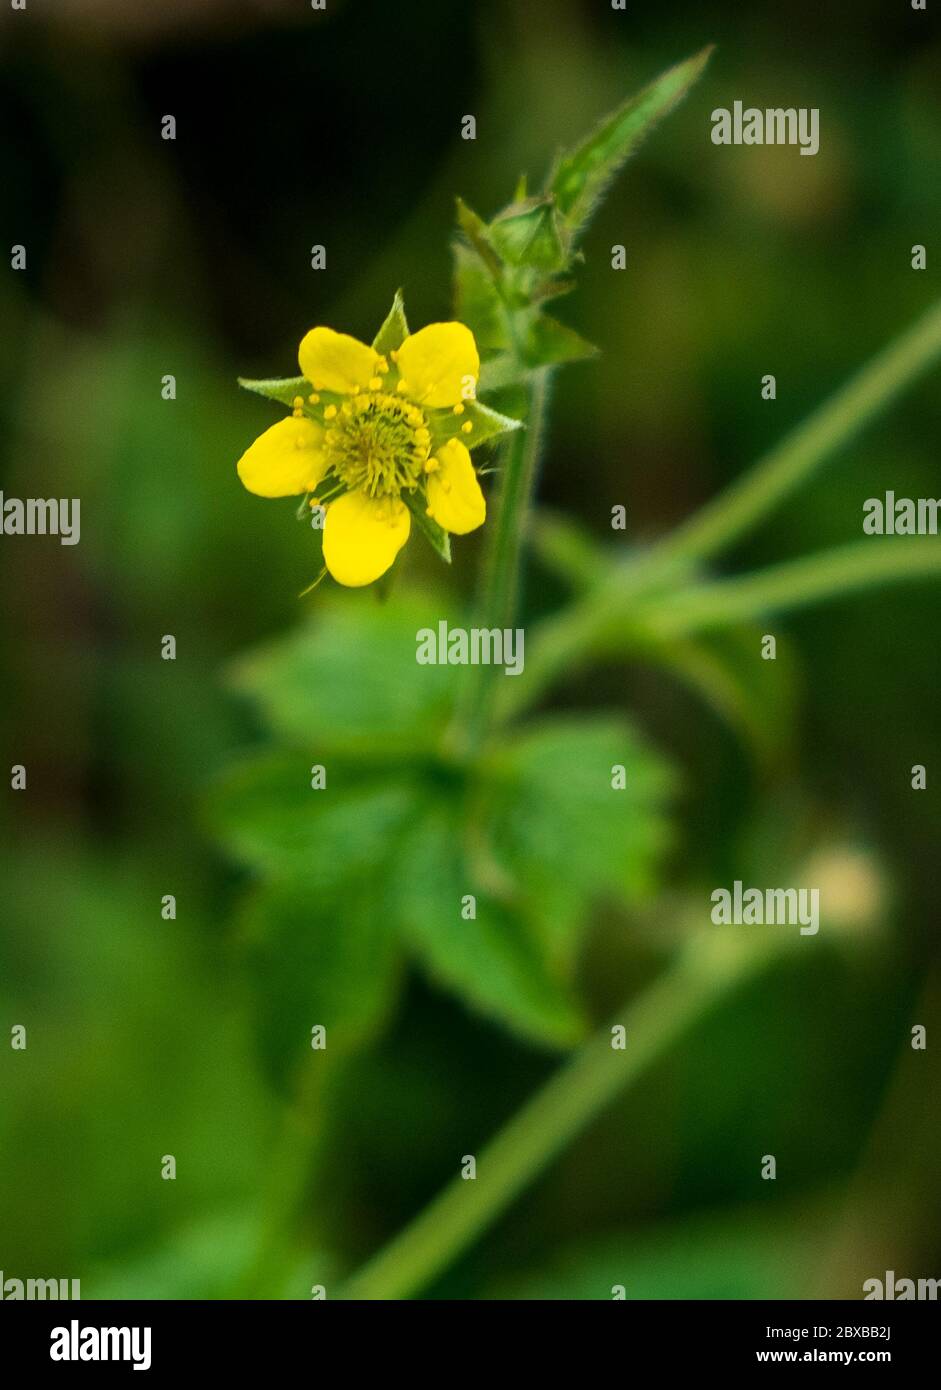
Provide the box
[638,538,941,637]
[496,536,941,723]
[338,930,784,1300]
[651,296,941,570]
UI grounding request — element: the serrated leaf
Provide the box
[548,46,713,236]
[393,801,584,1048]
[430,398,524,451]
[488,196,569,273]
[244,872,402,1086]
[372,289,410,355]
[228,594,460,756]
[402,489,451,563]
[238,375,308,407]
[206,755,421,890]
[486,719,675,967]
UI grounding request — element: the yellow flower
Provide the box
[237,317,489,588]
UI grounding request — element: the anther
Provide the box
[324,405,338,419]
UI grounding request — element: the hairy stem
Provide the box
[450,368,551,754]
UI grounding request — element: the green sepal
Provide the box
[430,399,524,451]
[488,196,570,273]
[402,489,451,564]
[521,313,598,368]
[237,375,309,407]
[371,289,410,355]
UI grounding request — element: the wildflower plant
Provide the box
[212,48,941,1298]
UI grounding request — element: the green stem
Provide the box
[651,296,941,569]
[496,536,941,725]
[450,368,551,754]
[338,930,783,1301]
[638,538,941,637]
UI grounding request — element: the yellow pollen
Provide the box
[377,358,389,374]
[324,405,338,419]
[390,349,399,361]
[396,380,410,393]
[308,393,320,405]
[461,421,473,433]
[424,458,439,473]
[452,403,465,415]
[369,377,382,391]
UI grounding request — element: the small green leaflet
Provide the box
[548,45,714,236]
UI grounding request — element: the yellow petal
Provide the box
[298,326,380,394]
[322,490,411,587]
[395,322,479,408]
[237,416,328,498]
[425,439,486,535]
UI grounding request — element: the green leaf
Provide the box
[393,801,584,1048]
[492,1202,825,1299]
[522,313,598,369]
[402,489,451,563]
[486,719,675,967]
[488,196,569,273]
[548,45,714,235]
[430,398,524,451]
[228,594,461,756]
[244,871,402,1083]
[372,289,410,355]
[238,375,308,407]
[206,755,421,891]
[455,197,504,279]
[208,759,425,1083]
[453,243,510,353]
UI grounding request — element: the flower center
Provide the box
[325,392,431,499]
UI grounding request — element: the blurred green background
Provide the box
[1,0,939,1299]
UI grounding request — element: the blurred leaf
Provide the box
[393,802,584,1048]
[207,755,420,892]
[455,197,503,278]
[245,871,402,1082]
[372,289,410,355]
[487,719,675,966]
[488,196,569,272]
[403,490,452,563]
[548,46,713,235]
[229,596,460,756]
[492,1202,824,1299]
[91,1211,328,1300]
[238,375,308,407]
